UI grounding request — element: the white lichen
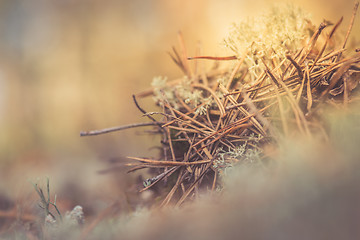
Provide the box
[213,142,262,177]
[64,205,85,226]
[224,3,314,83]
[151,76,218,115]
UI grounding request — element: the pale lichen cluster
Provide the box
[213,141,262,177]
[224,4,314,82]
[152,76,213,115]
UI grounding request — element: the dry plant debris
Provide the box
[81,3,360,207]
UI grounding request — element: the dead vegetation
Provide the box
[80,2,360,208]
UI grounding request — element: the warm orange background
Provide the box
[0,0,358,210]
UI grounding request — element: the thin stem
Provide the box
[80,122,164,136]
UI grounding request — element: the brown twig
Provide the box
[80,122,164,136]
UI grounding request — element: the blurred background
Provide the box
[0,0,358,215]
